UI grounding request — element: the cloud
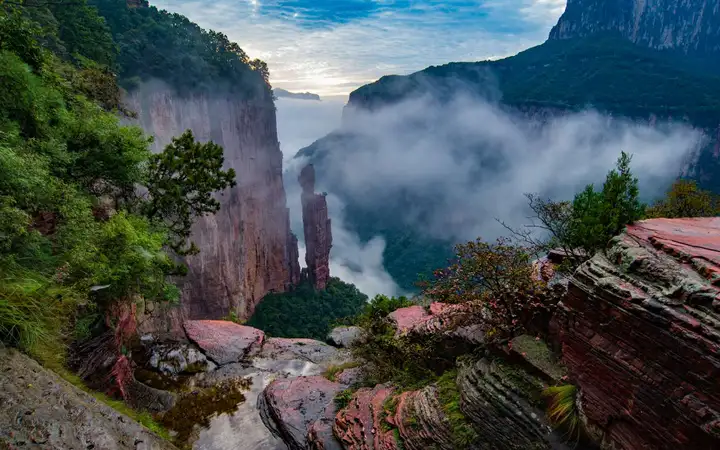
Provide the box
[151,1,567,95]
[308,94,705,245]
[274,97,345,158]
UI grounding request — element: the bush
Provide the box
[646,179,720,218]
[542,384,580,441]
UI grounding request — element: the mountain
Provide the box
[550,0,720,57]
[297,7,720,292]
[274,88,321,101]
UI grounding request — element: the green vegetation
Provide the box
[323,361,361,382]
[246,277,368,340]
[436,370,479,448]
[542,384,580,440]
[646,179,720,218]
[335,388,356,409]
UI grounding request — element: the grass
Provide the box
[542,384,580,441]
[436,369,479,448]
[334,388,356,409]
[323,361,361,382]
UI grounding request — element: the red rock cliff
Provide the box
[299,164,332,290]
[560,218,720,449]
[126,86,301,331]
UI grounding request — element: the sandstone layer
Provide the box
[126,85,301,333]
[560,218,720,449]
[299,164,332,289]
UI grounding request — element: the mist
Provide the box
[277,94,705,298]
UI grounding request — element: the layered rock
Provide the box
[391,387,455,450]
[126,84,301,333]
[299,164,332,290]
[560,218,720,449]
[550,0,720,56]
[0,346,176,450]
[333,385,399,449]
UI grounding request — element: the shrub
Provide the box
[542,384,580,440]
[646,179,720,218]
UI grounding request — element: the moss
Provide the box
[510,335,567,382]
[334,388,356,410]
[491,359,547,407]
[323,361,361,382]
[159,377,251,446]
[436,370,479,448]
[393,428,406,450]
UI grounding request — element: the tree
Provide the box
[144,130,236,255]
[646,179,720,218]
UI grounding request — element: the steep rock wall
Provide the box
[560,218,720,449]
[550,0,720,55]
[127,85,300,332]
[298,164,332,290]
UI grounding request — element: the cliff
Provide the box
[559,218,720,449]
[549,0,720,56]
[299,164,332,290]
[127,85,301,331]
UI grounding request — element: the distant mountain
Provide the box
[550,0,720,57]
[273,88,321,101]
[295,1,720,292]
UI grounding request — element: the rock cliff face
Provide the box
[550,0,720,56]
[559,218,720,449]
[299,164,332,290]
[126,85,301,331]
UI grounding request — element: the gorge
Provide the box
[2,0,720,449]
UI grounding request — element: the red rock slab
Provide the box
[260,376,343,450]
[388,305,430,334]
[334,385,398,450]
[183,320,264,366]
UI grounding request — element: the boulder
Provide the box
[259,376,344,450]
[388,305,429,334]
[327,326,364,348]
[184,320,264,365]
[0,346,176,450]
[258,337,349,367]
[560,218,720,450]
[147,342,214,375]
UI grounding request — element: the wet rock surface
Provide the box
[560,218,720,450]
[184,320,264,365]
[0,346,177,450]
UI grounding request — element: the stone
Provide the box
[510,335,567,383]
[0,346,177,450]
[457,358,552,449]
[327,326,364,348]
[257,337,350,368]
[147,342,214,375]
[127,85,301,333]
[259,376,344,450]
[299,164,332,290]
[184,320,265,366]
[392,387,455,450]
[388,305,429,334]
[560,218,720,450]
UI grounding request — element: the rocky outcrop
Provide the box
[299,164,332,290]
[549,0,720,56]
[0,346,177,450]
[391,387,455,450]
[333,385,399,449]
[259,376,345,450]
[560,218,720,449]
[184,320,265,365]
[327,326,364,348]
[389,303,484,345]
[126,85,301,333]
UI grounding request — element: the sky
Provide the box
[152,0,567,97]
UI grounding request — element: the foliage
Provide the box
[646,179,720,218]
[90,0,270,96]
[542,384,580,441]
[144,130,236,255]
[335,388,356,410]
[419,237,561,341]
[323,361,361,382]
[246,278,368,340]
[509,152,645,271]
[436,369,479,448]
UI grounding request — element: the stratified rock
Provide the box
[457,358,552,449]
[299,164,332,290]
[560,218,720,450]
[147,342,214,375]
[510,335,567,383]
[0,346,177,450]
[184,320,264,365]
[126,377,178,414]
[333,385,399,450]
[392,387,454,450]
[127,85,300,331]
[259,376,344,450]
[327,326,364,348]
[388,305,429,334]
[389,303,483,345]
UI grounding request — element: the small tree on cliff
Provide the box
[144,129,236,255]
[646,179,720,218]
[419,237,563,341]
